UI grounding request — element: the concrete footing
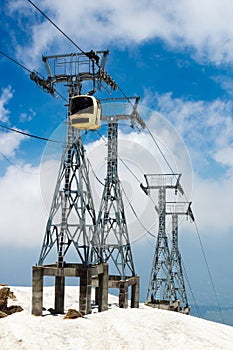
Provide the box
[32,263,108,316]
[32,264,140,316]
[145,299,190,315]
[93,275,140,309]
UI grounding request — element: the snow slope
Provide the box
[1,286,233,350]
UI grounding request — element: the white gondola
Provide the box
[69,95,101,130]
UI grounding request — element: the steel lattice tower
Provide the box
[166,202,194,313]
[147,185,177,303]
[141,174,183,305]
[92,119,135,279]
[171,212,187,307]
[37,51,115,267]
[38,123,96,266]
[142,174,193,312]
[31,51,141,316]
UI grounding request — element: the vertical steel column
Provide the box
[147,187,176,303]
[38,120,96,267]
[93,121,135,279]
[169,210,190,312]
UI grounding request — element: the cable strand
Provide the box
[194,220,225,323]
[0,124,63,143]
[28,0,91,61]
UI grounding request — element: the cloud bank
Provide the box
[6,0,233,67]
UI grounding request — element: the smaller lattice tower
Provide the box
[166,201,194,313]
[91,100,144,307]
[141,173,188,311]
[95,119,135,278]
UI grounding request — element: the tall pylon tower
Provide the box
[37,51,112,266]
[94,120,135,278]
[32,50,117,316]
[141,173,185,311]
[91,100,144,308]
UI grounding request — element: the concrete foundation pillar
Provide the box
[119,281,128,308]
[32,266,43,316]
[95,286,100,306]
[98,263,108,312]
[131,275,140,308]
[79,268,92,315]
[55,276,65,314]
[31,263,109,316]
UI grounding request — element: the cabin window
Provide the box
[71,96,94,115]
[71,117,89,124]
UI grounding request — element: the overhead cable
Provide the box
[0,152,40,174]
[0,50,67,102]
[193,220,225,323]
[87,158,105,187]
[181,258,202,318]
[28,0,95,64]
[0,124,63,143]
[0,50,31,73]
[121,185,156,239]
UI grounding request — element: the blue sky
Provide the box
[1,0,233,324]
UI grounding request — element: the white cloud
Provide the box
[0,130,27,159]
[19,108,36,123]
[152,92,233,172]
[0,86,13,123]
[214,146,233,168]
[0,163,47,247]
[6,0,233,66]
[0,86,26,159]
[0,85,36,160]
[191,174,233,234]
[141,91,233,236]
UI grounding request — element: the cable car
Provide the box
[69,95,101,130]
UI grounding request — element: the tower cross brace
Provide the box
[38,124,96,267]
[92,120,135,279]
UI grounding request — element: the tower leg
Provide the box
[131,275,140,308]
[32,266,43,316]
[55,276,65,314]
[79,268,92,315]
[98,263,108,312]
[95,286,100,306]
[119,281,128,308]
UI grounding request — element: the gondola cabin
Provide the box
[69,95,101,130]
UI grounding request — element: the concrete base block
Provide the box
[31,263,108,316]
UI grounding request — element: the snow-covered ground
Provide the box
[1,286,233,350]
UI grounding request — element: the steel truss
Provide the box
[92,120,135,279]
[38,123,96,267]
[38,51,114,267]
[142,174,194,312]
[166,202,194,310]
